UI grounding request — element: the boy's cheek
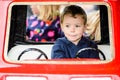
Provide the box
[60,24,64,31]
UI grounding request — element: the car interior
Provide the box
[5,3,112,62]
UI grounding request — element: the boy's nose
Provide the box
[70,27,75,32]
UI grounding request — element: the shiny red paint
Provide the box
[0,0,120,80]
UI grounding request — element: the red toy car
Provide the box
[0,0,120,80]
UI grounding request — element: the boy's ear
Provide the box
[60,23,64,31]
[84,24,87,30]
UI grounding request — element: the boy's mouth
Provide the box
[68,35,77,38]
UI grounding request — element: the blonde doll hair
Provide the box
[36,5,60,21]
[85,10,101,42]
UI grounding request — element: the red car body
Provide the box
[0,0,120,80]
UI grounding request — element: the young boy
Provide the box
[51,5,100,59]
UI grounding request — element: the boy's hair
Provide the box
[60,5,87,25]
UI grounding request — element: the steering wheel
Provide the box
[75,47,106,60]
[18,48,48,60]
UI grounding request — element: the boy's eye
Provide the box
[65,25,69,27]
[75,25,80,27]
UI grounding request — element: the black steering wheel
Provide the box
[18,48,48,60]
[75,47,106,60]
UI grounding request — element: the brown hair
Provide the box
[60,5,87,25]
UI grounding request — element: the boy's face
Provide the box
[61,14,86,45]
